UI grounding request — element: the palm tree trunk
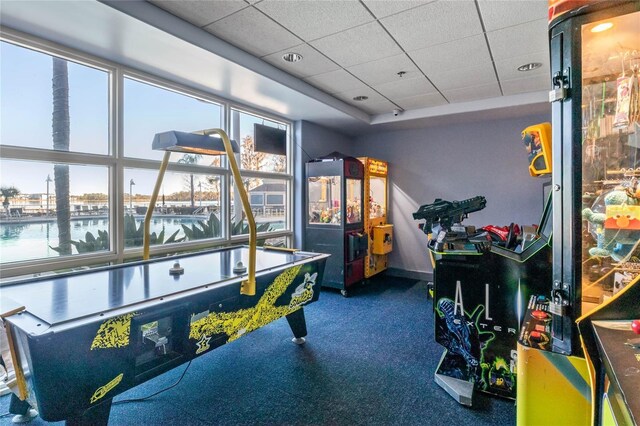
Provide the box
[52,57,71,255]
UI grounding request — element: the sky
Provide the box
[0,41,287,196]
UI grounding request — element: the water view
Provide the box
[1,216,205,263]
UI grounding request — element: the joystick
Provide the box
[632,319,640,335]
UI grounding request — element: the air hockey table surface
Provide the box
[0,246,329,424]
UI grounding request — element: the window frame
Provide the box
[0,28,294,280]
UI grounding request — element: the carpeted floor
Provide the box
[0,276,515,425]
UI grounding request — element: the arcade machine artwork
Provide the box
[413,126,553,406]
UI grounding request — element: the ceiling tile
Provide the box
[495,51,550,82]
[374,75,436,100]
[477,0,547,32]
[380,1,483,52]
[347,53,420,86]
[442,82,501,103]
[360,99,399,115]
[333,86,388,106]
[255,0,374,42]
[362,0,435,19]
[262,44,340,78]
[394,92,448,110]
[501,74,549,95]
[150,0,249,27]
[486,18,548,60]
[427,61,497,91]
[203,7,301,57]
[311,22,403,68]
[304,69,369,94]
[409,34,491,75]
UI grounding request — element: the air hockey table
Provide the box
[0,246,328,425]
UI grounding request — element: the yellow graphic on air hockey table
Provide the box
[189,266,317,347]
[90,373,123,403]
[91,313,137,350]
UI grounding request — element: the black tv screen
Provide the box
[254,123,286,156]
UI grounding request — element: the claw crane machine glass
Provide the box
[358,158,393,278]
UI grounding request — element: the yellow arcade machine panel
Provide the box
[359,157,393,278]
[522,122,552,177]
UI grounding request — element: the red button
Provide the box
[530,331,541,339]
[532,310,549,320]
[632,320,640,335]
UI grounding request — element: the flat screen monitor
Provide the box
[254,124,286,156]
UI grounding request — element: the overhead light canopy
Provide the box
[152,130,239,155]
[282,52,303,63]
[517,62,542,72]
[353,95,369,101]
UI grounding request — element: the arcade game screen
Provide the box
[580,11,640,314]
[308,176,341,225]
[369,176,386,219]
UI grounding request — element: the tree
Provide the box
[52,57,71,255]
[0,186,20,217]
[177,154,202,208]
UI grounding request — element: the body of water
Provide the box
[0,216,264,263]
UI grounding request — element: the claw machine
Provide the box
[306,152,368,297]
[517,2,640,424]
[358,157,393,278]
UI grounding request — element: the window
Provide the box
[123,77,223,164]
[0,32,293,278]
[1,42,109,155]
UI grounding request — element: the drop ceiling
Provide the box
[150,0,551,116]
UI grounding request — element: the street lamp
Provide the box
[45,174,52,216]
[129,179,135,210]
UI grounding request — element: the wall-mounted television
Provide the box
[254,123,286,156]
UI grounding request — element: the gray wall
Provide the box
[293,120,356,249]
[352,112,551,277]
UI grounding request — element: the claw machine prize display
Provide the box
[306,152,368,297]
[358,157,393,278]
[516,2,640,425]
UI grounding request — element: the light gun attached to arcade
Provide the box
[412,196,488,252]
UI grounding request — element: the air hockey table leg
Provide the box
[286,308,307,345]
[8,394,37,424]
[65,397,112,426]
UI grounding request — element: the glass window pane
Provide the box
[231,109,288,173]
[1,42,109,155]
[369,176,386,218]
[123,77,222,163]
[346,178,362,224]
[580,11,640,314]
[308,176,341,225]
[0,159,110,262]
[231,177,287,236]
[124,169,222,248]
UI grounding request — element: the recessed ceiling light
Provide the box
[282,52,303,63]
[517,62,542,72]
[352,96,368,101]
[591,22,613,33]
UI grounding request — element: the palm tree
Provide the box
[177,154,202,208]
[52,57,71,255]
[0,186,20,217]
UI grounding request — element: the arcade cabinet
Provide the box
[306,152,368,297]
[517,2,640,424]
[358,157,393,278]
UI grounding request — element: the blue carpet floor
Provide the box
[0,276,515,425]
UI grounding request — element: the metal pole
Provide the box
[199,181,202,207]
[45,174,52,216]
[129,179,135,210]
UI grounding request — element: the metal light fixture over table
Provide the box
[145,129,257,296]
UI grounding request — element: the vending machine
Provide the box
[358,157,393,278]
[305,152,368,297]
[517,2,640,424]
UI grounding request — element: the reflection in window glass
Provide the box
[231,109,288,173]
[231,178,287,236]
[308,176,341,225]
[0,159,110,262]
[124,169,222,247]
[123,77,222,163]
[346,178,362,224]
[0,42,109,154]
